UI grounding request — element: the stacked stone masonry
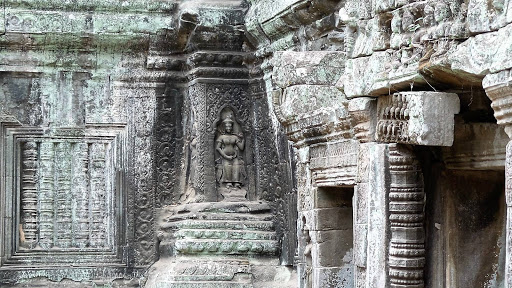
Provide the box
[1,0,512,287]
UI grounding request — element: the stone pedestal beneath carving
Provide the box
[218,187,248,202]
[148,201,295,287]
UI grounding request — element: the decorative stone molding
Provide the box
[271,51,346,89]
[158,202,278,256]
[309,140,358,187]
[245,0,340,52]
[484,69,512,138]
[348,97,377,143]
[187,51,249,82]
[376,91,460,146]
[388,144,425,288]
[0,123,135,283]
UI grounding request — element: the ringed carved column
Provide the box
[375,91,459,288]
[20,141,39,249]
[388,144,425,288]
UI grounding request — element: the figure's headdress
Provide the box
[222,114,234,124]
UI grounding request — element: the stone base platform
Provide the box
[147,201,295,287]
[145,256,296,288]
[158,201,279,256]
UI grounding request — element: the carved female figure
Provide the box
[215,114,245,189]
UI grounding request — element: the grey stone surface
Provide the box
[376,92,460,146]
[4,0,512,287]
[443,123,508,170]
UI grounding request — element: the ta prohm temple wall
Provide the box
[0,0,511,287]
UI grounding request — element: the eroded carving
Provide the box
[20,140,114,251]
[376,92,460,146]
[20,141,38,249]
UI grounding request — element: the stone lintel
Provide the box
[376,91,460,146]
[309,140,358,187]
[443,122,508,171]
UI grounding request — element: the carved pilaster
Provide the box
[38,142,55,249]
[89,143,107,248]
[506,142,512,288]
[388,144,425,288]
[55,142,73,248]
[71,143,90,248]
[20,141,38,249]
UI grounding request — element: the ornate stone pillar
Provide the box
[483,69,512,287]
[388,144,425,288]
[375,91,460,288]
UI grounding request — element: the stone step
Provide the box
[153,281,253,288]
[174,239,279,255]
[163,212,274,222]
[174,229,276,241]
[162,202,271,215]
[147,257,252,283]
[161,220,275,231]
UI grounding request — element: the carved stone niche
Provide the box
[186,83,253,202]
[0,121,133,283]
[376,91,460,146]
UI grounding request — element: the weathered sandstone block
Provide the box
[376,91,460,146]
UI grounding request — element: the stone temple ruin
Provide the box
[2,0,512,287]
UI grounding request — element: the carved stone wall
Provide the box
[246,0,512,287]
[4,0,512,287]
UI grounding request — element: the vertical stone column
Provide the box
[388,144,425,288]
[20,141,39,249]
[366,143,390,288]
[350,97,379,288]
[373,91,459,288]
[484,70,512,287]
[506,142,512,288]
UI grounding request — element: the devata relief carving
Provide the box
[215,107,247,201]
